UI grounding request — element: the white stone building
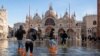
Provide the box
[83,15,97,38]
[0,6,8,39]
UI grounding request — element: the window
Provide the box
[93,20,96,25]
[0,25,3,30]
[60,24,62,26]
[88,28,92,33]
[38,25,40,27]
[90,29,92,33]
[76,23,78,26]
[88,30,89,33]
[0,18,3,23]
[45,18,55,26]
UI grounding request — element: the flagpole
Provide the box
[29,4,31,28]
[69,3,70,18]
[69,3,71,28]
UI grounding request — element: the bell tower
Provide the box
[0,5,8,39]
[97,0,100,40]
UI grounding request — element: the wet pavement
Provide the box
[0,38,100,56]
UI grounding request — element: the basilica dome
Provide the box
[33,13,41,20]
[45,5,56,17]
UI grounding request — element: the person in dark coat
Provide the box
[15,25,26,50]
[24,27,37,56]
[37,28,42,40]
[60,30,68,45]
[49,28,55,40]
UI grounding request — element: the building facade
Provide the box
[24,5,82,40]
[13,22,25,33]
[0,6,8,39]
[83,15,97,39]
[13,23,25,31]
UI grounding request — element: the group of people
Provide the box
[15,25,68,56]
[15,25,37,56]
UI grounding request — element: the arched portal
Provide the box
[58,28,65,36]
[45,26,54,37]
[67,29,75,39]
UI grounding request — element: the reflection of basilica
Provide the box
[24,5,82,40]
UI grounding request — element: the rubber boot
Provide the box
[22,51,26,56]
[30,52,33,56]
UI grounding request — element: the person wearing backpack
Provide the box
[15,25,26,51]
[23,27,37,56]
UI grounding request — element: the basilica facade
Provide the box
[24,5,82,40]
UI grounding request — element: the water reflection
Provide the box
[0,40,8,56]
[0,40,8,48]
[0,38,100,56]
[96,41,100,49]
[48,46,57,56]
[60,48,68,56]
[0,38,18,56]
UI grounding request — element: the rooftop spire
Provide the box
[65,8,68,15]
[42,14,44,18]
[49,3,53,10]
[29,4,30,17]
[73,12,76,17]
[69,3,71,18]
[35,9,38,16]
[1,5,4,9]
[0,5,6,11]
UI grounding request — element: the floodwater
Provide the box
[0,38,100,56]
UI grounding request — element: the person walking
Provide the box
[60,30,68,45]
[15,25,26,51]
[37,28,42,40]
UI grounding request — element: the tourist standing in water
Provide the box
[23,27,37,56]
[48,28,57,56]
[15,25,26,51]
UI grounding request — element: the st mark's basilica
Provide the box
[24,5,82,41]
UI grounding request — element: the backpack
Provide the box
[28,28,37,41]
[49,39,57,47]
[15,30,20,37]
